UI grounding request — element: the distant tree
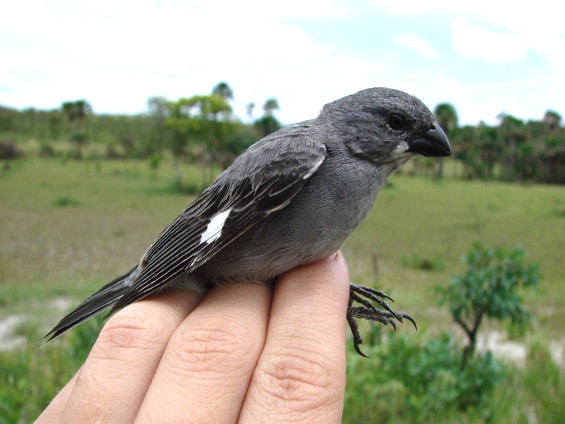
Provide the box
[61,100,92,124]
[435,103,458,133]
[452,122,503,180]
[47,110,66,141]
[212,82,234,101]
[543,110,562,133]
[449,125,476,178]
[433,103,458,180]
[165,98,199,188]
[538,113,565,183]
[61,99,92,158]
[254,115,281,138]
[475,123,502,179]
[189,94,234,175]
[147,96,169,118]
[219,122,259,166]
[165,95,233,189]
[246,102,255,120]
[254,98,282,137]
[263,98,280,116]
[147,96,170,152]
[497,113,529,181]
[0,106,16,133]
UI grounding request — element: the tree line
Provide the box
[1,82,564,184]
[434,102,564,184]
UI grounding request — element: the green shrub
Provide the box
[344,330,505,423]
[149,154,162,173]
[39,143,57,158]
[401,254,446,272]
[438,243,539,368]
[51,196,81,207]
[0,140,24,160]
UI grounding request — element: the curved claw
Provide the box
[380,292,395,303]
[402,313,418,330]
[354,343,370,358]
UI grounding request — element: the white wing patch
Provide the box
[303,156,325,179]
[200,209,232,244]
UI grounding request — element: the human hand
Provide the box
[36,252,350,423]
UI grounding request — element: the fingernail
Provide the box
[324,251,340,262]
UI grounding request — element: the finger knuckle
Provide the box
[258,349,341,411]
[168,317,255,374]
[97,308,170,354]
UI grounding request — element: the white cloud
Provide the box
[382,0,565,23]
[381,0,565,70]
[450,17,528,62]
[435,78,470,100]
[397,33,438,58]
[166,0,348,18]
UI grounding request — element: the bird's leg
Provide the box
[347,283,417,357]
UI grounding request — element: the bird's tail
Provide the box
[43,266,138,343]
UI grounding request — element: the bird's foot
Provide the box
[347,283,417,357]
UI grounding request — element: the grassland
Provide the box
[1,157,564,422]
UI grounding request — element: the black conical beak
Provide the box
[407,123,452,157]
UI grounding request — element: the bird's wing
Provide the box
[109,129,326,313]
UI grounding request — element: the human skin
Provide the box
[36,252,350,424]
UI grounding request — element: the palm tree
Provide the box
[263,98,280,116]
[255,98,281,137]
[254,115,281,137]
[212,82,234,101]
[497,113,528,181]
[543,110,562,133]
[61,99,92,158]
[147,96,170,151]
[246,102,255,121]
[434,103,458,179]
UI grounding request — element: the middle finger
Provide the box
[136,281,272,423]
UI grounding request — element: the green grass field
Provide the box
[1,157,564,422]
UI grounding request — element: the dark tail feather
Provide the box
[43,266,138,343]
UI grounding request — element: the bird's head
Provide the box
[321,87,451,165]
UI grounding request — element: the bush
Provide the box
[106,143,126,159]
[344,330,505,423]
[39,143,56,158]
[437,243,539,368]
[52,196,81,207]
[401,254,446,272]
[0,140,24,159]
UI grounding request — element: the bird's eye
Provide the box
[387,113,406,131]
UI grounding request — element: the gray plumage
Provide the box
[45,87,451,355]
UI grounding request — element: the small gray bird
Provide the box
[45,87,451,355]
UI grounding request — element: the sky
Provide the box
[1,0,564,126]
